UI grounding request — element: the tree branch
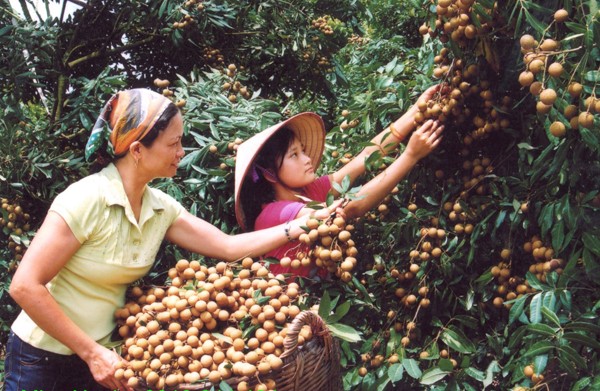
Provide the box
[66,35,156,68]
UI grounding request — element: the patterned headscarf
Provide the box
[85,89,172,162]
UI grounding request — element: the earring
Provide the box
[134,158,139,168]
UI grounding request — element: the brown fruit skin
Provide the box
[567,82,583,98]
[540,39,558,51]
[540,89,557,105]
[564,105,578,119]
[579,112,595,128]
[520,34,536,50]
[549,121,566,137]
[554,9,569,22]
[547,62,563,77]
[518,71,534,87]
[536,101,552,114]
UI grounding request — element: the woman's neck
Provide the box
[114,159,149,219]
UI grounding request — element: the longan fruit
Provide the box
[554,9,568,22]
[549,121,566,137]
[547,62,563,77]
[540,88,557,105]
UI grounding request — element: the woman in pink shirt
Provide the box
[235,85,446,279]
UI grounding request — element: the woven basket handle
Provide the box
[280,310,332,359]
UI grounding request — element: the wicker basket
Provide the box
[137,310,342,391]
[270,310,342,391]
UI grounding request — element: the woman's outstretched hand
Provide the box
[416,83,450,104]
[404,119,445,162]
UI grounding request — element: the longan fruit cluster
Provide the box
[282,215,358,282]
[518,9,596,135]
[183,0,204,11]
[419,58,510,141]
[311,15,334,35]
[338,109,359,132]
[523,235,563,283]
[300,47,333,73]
[365,189,398,221]
[522,363,545,385]
[221,64,252,103]
[459,155,493,197]
[1,198,31,271]
[409,226,446,264]
[115,258,310,390]
[347,34,369,46]
[419,0,496,46]
[152,79,187,108]
[173,0,204,29]
[442,200,474,235]
[201,47,225,66]
[489,260,534,310]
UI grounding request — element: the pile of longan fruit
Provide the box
[282,215,358,282]
[114,258,312,390]
[1,198,31,272]
[518,8,596,137]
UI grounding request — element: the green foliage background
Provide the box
[1,0,599,389]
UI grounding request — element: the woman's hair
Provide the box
[140,103,180,148]
[241,127,296,231]
[90,102,180,172]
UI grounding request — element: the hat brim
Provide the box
[234,112,326,230]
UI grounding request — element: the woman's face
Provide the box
[276,137,315,189]
[141,112,185,178]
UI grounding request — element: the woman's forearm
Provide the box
[343,152,419,219]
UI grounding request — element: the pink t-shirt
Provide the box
[255,175,332,278]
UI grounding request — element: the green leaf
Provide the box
[565,321,600,335]
[218,381,234,391]
[388,363,404,382]
[438,358,454,371]
[557,344,586,369]
[483,361,501,388]
[440,327,476,354]
[329,301,351,323]
[527,323,558,338]
[530,293,542,324]
[464,366,485,382]
[572,377,592,391]
[319,290,332,320]
[583,232,600,256]
[403,358,422,379]
[522,340,554,358]
[584,70,600,82]
[420,367,449,385]
[541,306,561,328]
[551,220,565,252]
[351,276,374,305]
[563,332,600,350]
[327,323,362,343]
[509,295,528,325]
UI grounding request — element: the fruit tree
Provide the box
[1,0,599,389]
